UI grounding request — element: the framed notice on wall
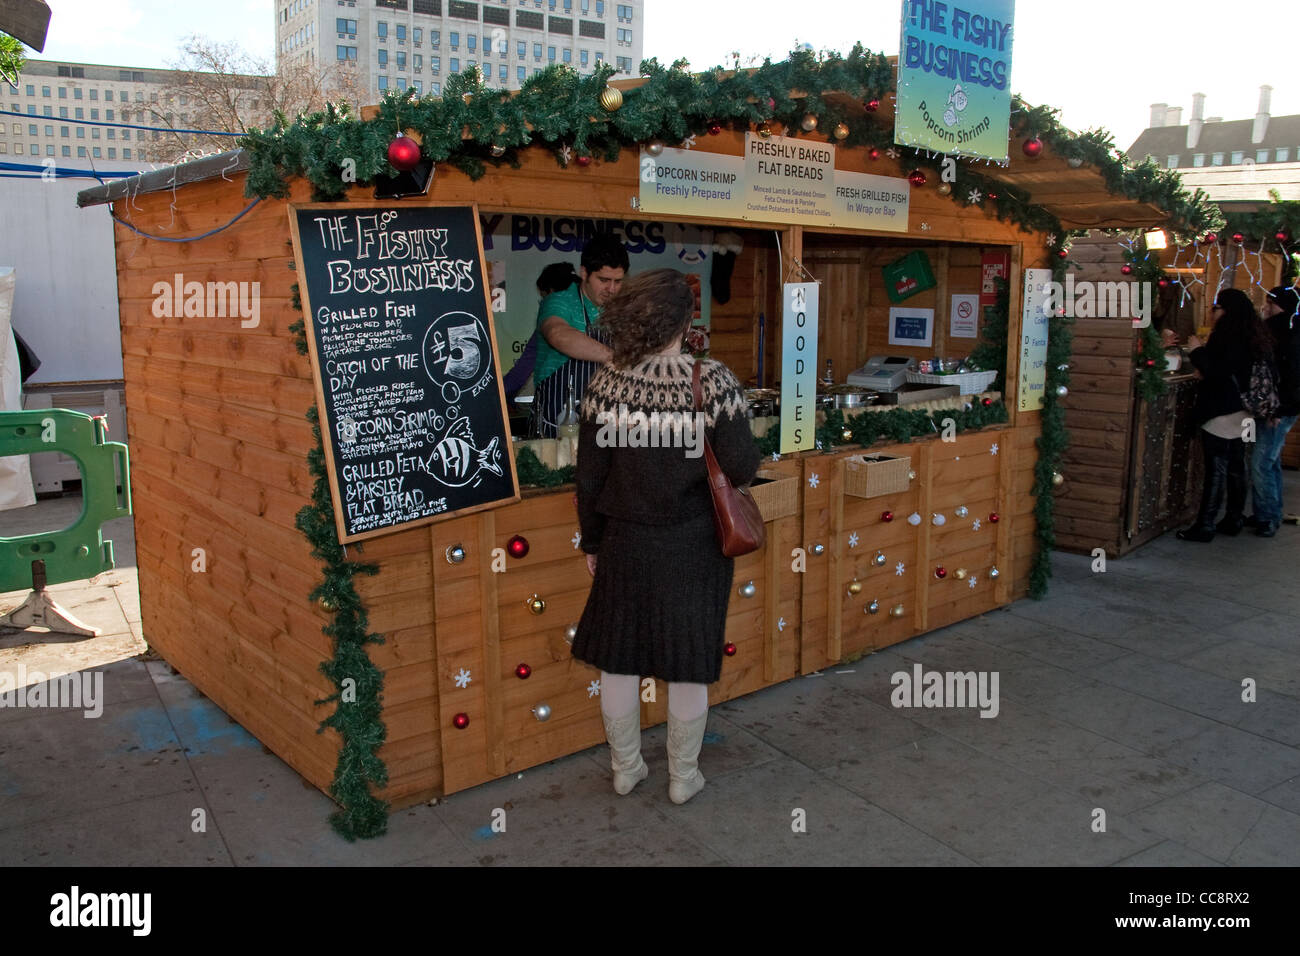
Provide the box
[888,307,934,348]
[288,202,520,543]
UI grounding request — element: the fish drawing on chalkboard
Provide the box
[431,416,503,487]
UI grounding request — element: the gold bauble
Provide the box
[833,122,850,140]
[953,568,968,581]
[319,597,336,612]
[847,579,863,596]
[842,428,854,441]
[1052,471,1065,488]
[758,122,772,138]
[938,182,952,195]
[890,604,906,618]
[599,85,624,112]
[801,113,818,132]
[462,92,474,105]
[527,594,546,615]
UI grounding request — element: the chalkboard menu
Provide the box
[289,202,520,543]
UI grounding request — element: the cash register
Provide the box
[846,355,916,392]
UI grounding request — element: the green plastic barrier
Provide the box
[0,408,131,590]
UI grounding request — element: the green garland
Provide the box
[968,277,1010,393]
[1027,255,1074,599]
[237,48,1219,242]
[1122,239,1171,401]
[1220,197,1300,284]
[290,283,390,841]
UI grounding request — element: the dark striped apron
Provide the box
[531,295,608,438]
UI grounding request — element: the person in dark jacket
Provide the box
[573,268,761,804]
[1178,288,1275,541]
[1246,285,1300,536]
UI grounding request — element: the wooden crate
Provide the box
[844,454,913,499]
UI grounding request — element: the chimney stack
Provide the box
[1188,93,1206,150]
[1253,84,1273,144]
[1165,107,1183,127]
[1149,102,1168,128]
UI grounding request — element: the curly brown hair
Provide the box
[598,268,694,367]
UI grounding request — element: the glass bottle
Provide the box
[556,368,581,443]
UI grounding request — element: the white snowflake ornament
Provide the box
[572,530,582,549]
[967,188,982,204]
[848,532,860,548]
[808,473,820,489]
[453,668,472,689]
[587,679,601,698]
[990,442,999,456]
[895,561,906,576]
[559,144,573,165]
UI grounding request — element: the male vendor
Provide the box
[531,233,629,437]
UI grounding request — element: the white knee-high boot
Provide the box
[666,682,709,804]
[600,672,647,796]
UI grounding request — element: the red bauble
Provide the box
[988,191,998,199]
[1232,232,1245,243]
[724,642,737,657]
[766,97,776,110]
[1276,229,1290,243]
[575,154,592,167]
[1145,358,1157,368]
[908,169,927,187]
[386,133,422,172]
[866,98,881,112]
[515,663,532,680]
[706,120,722,136]
[1021,136,1043,158]
[1057,249,1068,259]
[507,534,529,558]
[869,148,880,160]
[881,510,894,522]
[453,712,470,729]
[1121,264,1133,275]
[935,566,947,579]
[989,512,1000,523]
[1202,232,1218,244]
[1158,278,1169,287]
[982,397,993,406]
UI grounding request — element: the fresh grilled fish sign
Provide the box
[289,202,520,542]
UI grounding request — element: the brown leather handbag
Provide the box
[692,361,766,557]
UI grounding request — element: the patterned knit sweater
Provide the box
[575,353,761,553]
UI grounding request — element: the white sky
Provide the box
[30,0,1299,152]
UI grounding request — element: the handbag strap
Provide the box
[693,361,728,486]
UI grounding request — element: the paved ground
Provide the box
[2,481,1298,866]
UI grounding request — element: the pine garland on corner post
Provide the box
[290,283,389,841]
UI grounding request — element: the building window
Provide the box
[338,45,358,60]
[431,56,440,72]
[58,87,66,99]
[450,31,459,48]
[91,108,99,120]
[1211,152,1224,166]
[44,124,53,136]
[483,35,490,53]
[379,49,389,67]
[498,63,507,80]
[108,147,116,158]
[596,0,604,13]
[106,109,114,121]
[123,147,131,159]
[378,22,388,39]
[616,27,631,44]
[90,89,98,100]
[533,42,542,59]
[467,35,476,51]
[414,54,422,70]
[378,75,389,90]
[396,25,406,43]
[450,57,459,72]
[60,126,68,137]
[431,82,441,96]
[77,146,87,157]
[414,0,440,13]
[76,127,85,139]
[74,88,83,99]
[41,85,50,97]
[337,17,357,36]
[62,145,70,156]
[413,27,422,45]
[548,46,555,61]
[431,30,440,47]
[25,84,33,95]
[1192,153,1204,167]
[517,65,526,81]
[397,51,407,69]
[1230,151,1243,165]
[59,107,67,118]
[397,77,408,91]
[92,147,101,157]
[1278,148,1291,163]
[45,144,54,156]
[27,123,36,136]
[413,80,423,94]
[563,48,571,63]
[581,49,589,66]
[616,2,630,18]
[518,40,525,58]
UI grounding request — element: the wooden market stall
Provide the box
[76,68,1208,816]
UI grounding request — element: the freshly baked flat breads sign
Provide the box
[289,202,519,542]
